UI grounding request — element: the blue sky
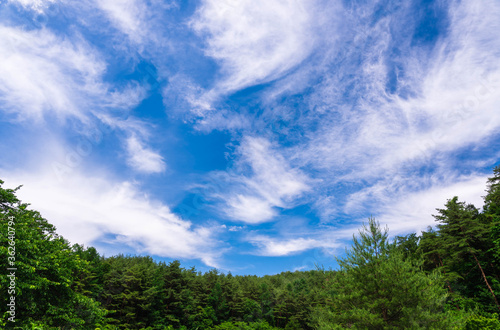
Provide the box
[1,0,499,275]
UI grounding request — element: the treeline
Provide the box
[1,167,500,329]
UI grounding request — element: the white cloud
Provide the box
[302,0,500,181]
[96,115,167,174]
[392,0,500,155]
[0,26,100,121]
[242,137,309,201]
[343,0,500,182]
[278,0,500,228]
[194,110,252,132]
[126,135,166,174]
[0,25,144,122]
[228,225,245,232]
[94,0,176,48]
[248,235,338,256]
[95,0,150,44]
[376,174,488,236]
[97,114,150,137]
[0,24,164,174]
[226,195,276,224]
[190,0,322,98]
[1,168,222,266]
[221,137,310,223]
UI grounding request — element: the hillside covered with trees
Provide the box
[2,167,500,329]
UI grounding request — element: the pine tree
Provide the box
[434,197,500,313]
[483,166,500,298]
[484,165,500,215]
[313,218,463,329]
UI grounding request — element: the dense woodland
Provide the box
[1,167,500,329]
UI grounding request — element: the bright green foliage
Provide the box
[465,313,500,329]
[0,180,107,329]
[313,218,463,329]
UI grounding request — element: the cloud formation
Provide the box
[190,0,325,103]
[126,134,166,174]
[248,236,338,257]
[0,25,104,121]
[218,137,310,223]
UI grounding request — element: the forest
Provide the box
[1,167,500,329]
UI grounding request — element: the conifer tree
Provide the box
[313,218,462,329]
[483,165,500,287]
[484,165,500,215]
[434,197,500,313]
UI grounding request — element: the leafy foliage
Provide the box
[0,180,107,329]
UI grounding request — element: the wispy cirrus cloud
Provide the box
[280,0,500,225]
[96,114,167,174]
[95,0,150,44]
[215,137,310,224]
[94,0,177,47]
[191,0,315,90]
[0,24,145,122]
[185,0,333,113]
[302,0,499,178]
[0,21,169,174]
[0,25,103,122]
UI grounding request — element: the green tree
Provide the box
[209,282,230,323]
[393,233,421,261]
[313,218,464,329]
[100,255,159,329]
[433,197,500,313]
[154,260,194,327]
[483,166,500,309]
[0,180,107,328]
[484,165,500,215]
